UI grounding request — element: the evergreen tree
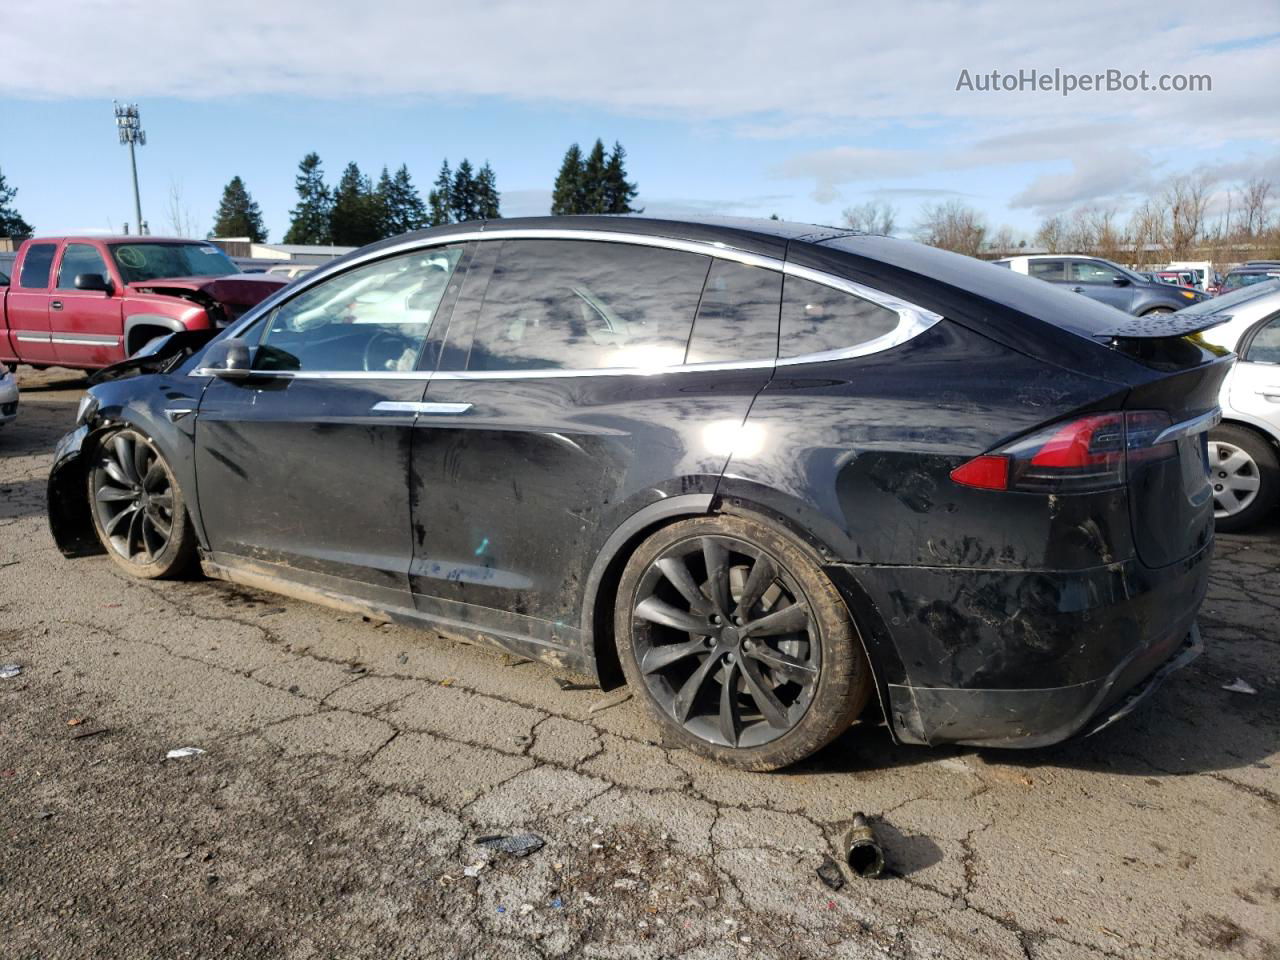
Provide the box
[209,176,267,242]
[283,153,332,245]
[602,142,639,214]
[427,160,453,227]
[450,159,479,223]
[381,164,428,234]
[374,166,395,238]
[329,162,383,247]
[550,144,585,215]
[0,166,33,238]
[581,139,609,214]
[475,162,501,220]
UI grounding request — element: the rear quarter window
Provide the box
[780,275,898,359]
[18,243,57,289]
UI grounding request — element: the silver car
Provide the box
[0,362,18,427]
[1193,280,1280,530]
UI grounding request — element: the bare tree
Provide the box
[913,200,987,257]
[1085,207,1123,262]
[1127,199,1165,267]
[1238,177,1273,240]
[1063,207,1096,254]
[166,179,201,239]
[990,224,1017,257]
[841,200,897,236]
[1163,174,1212,259]
[1034,214,1066,253]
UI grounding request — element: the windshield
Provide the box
[1179,278,1280,316]
[109,243,239,283]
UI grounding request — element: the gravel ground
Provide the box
[1,367,1278,960]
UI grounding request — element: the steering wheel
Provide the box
[362,330,416,372]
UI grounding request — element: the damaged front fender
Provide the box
[48,424,104,558]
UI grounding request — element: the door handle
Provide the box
[371,401,472,415]
[1071,286,1084,293]
[1256,389,1280,402]
[50,300,64,310]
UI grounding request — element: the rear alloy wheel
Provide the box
[88,428,196,578]
[1208,425,1279,532]
[616,516,871,770]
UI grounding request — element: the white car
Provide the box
[0,362,18,426]
[1191,279,1280,530]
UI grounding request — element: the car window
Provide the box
[255,247,463,373]
[18,243,57,289]
[1070,260,1122,283]
[56,243,110,290]
[1027,259,1065,281]
[109,242,239,282]
[685,260,782,364]
[1245,315,1280,364]
[779,275,899,359]
[467,240,710,372]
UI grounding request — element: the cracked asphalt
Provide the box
[2,368,1278,960]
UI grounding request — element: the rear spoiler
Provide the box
[1092,312,1231,341]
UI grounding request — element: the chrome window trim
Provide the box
[215,227,943,378]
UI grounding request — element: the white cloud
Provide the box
[3,0,1277,221]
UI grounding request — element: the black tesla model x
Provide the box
[49,216,1229,769]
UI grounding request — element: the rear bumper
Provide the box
[828,543,1211,747]
[886,624,1201,748]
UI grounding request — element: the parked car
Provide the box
[1155,270,1199,288]
[1221,266,1280,294]
[0,236,286,371]
[0,361,17,426]
[1184,279,1280,530]
[49,216,1229,768]
[264,264,318,281]
[994,255,1210,314]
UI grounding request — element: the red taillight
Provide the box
[949,455,1009,491]
[951,411,1175,493]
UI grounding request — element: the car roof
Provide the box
[24,236,216,246]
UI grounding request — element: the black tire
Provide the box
[1209,424,1279,533]
[86,427,196,579]
[615,515,871,771]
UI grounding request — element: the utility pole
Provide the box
[113,102,147,235]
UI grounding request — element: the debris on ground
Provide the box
[588,690,632,714]
[66,717,86,727]
[816,857,845,891]
[844,813,886,879]
[554,676,595,691]
[70,727,109,741]
[0,663,23,680]
[463,862,485,878]
[396,653,408,665]
[1222,678,1258,695]
[165,747,206,760]
[476,833,545,857]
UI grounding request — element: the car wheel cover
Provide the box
[90,432,176,563]
[1207,440,1261,518]
[630,535,819,749]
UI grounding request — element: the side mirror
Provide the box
[1112,275,1131,287]
[75,273,112,293]
[200,338,253,379]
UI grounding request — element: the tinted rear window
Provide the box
[467,240,709,372]
[18,243,56,289]
[780,276,899,359]
[685,260,781,364]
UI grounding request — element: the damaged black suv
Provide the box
[49,216,1228,769]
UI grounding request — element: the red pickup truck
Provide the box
[0,236,286,370]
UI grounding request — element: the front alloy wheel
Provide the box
[616,516,871,770]
[88,429,195,578]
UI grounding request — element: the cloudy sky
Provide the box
[2,0,1278,240]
